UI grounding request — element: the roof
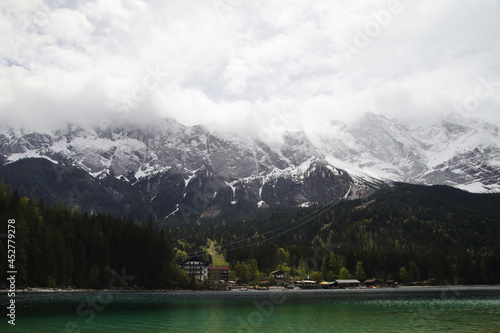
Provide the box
[270,270,283,274]
[335,279,361,284]
[183,257,208,265]
[364,279,380,283]
[209,265,229,270]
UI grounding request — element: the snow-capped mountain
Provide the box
[0,118,351,220]
[1,112,499,220]
[413,116,500,191]
[313,112,500,193]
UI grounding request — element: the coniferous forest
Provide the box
[0,182,188,289]
[169,183,500,285]
[1,181,499,289]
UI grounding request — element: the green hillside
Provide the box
[1,181,499,288]
[170,183,500,284]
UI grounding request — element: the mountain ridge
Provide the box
[1,112,499,220]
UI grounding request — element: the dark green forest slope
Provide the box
[171,183,500,285]
[1,181,499,288]
[0,182,188,289]
[0,158,151,220]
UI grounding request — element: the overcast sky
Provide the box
[1,0,499,134]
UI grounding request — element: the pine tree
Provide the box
[399,266,408,282]
[339,267,349,279]
[355,261,366,281]
[408,261,420,282]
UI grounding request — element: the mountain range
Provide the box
[1,112,499,221]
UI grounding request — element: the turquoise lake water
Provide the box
[1,287,500,332]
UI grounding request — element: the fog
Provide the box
[1,0,499,135]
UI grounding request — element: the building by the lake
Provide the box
[335,279,361,288]
[364,279,382,287]
[295,280,319,289]
[182,258,231,282]
[209,265,229,281]
[182,257,209,281]
[270,270,285,280]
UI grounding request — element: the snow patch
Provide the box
[165,204,180,219]
[456,182,490,193]
[7,151,59,165]
[184,169,199,187]
[225,181,237,198]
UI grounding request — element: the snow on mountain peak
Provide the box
[1,112,499,197]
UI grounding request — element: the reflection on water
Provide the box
[1,287,499,332]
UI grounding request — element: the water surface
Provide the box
[1,287,499,332]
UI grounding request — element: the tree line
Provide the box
[171,184,500,285]
[1,181,499,288]
[0,182,191,289]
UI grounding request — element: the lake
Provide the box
[1,287,500,332]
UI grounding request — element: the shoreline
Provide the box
[2,284,500,293]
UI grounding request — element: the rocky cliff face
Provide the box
[1,112,499,220]
[0,119,352,220]
[314,112,500,192]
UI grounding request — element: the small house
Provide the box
[296,280,318,289]
[364,279,381,287]
[270,270,284,280]
[385,280,398,287]
[209,265,229,281]
[335,279,361,289]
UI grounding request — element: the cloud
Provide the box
[0,0,499,133]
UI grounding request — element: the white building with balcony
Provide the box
[182,257,209,281]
